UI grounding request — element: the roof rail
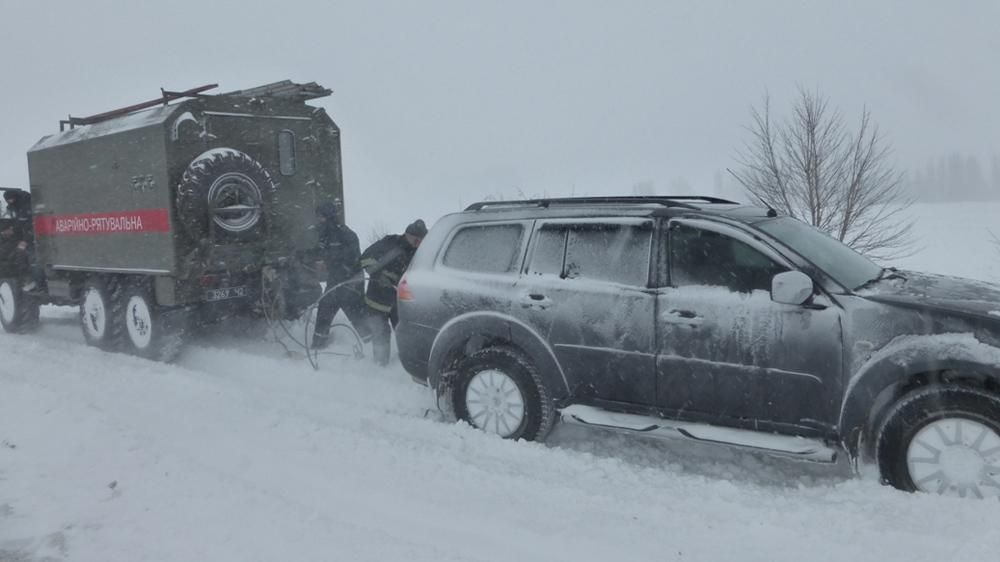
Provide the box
[464,195,739,212]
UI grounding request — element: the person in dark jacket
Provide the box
[1,192,42,292]
[361,219,427,365]
[310,199,370,349]
[0,220,30,280]
[2,190,32,243]
[3,190,31,220]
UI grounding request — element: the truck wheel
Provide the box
[121,283,186,362]
[80,277,123,350]
[0,279,40,334]
[176,148,277,241]
[875,385,1000,498]
[451,347,556,441]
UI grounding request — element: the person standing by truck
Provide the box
[2,190,43,292]
[0,220,30,281]
[360,219,427,366]
[2,190,33,244]
[310,199,370,349]
[2,189,31,222]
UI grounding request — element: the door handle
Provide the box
[520,293,551,309]
[663,309,703,325]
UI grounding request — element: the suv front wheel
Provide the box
[875,385,1000,498]
[452,346,556,441]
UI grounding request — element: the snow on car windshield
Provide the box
[755,217,882,291]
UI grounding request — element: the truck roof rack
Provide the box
[59,84,219,131]
[57,80,334,131]
[464,195,739,212]
[223,80,332,101]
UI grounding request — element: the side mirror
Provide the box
[771,271,813,305]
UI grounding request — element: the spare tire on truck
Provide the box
[175,148,278,241]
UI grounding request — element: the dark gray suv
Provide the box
[396,196,1000,496]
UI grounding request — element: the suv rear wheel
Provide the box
[875,385,1000,498]
[452,347,556,441]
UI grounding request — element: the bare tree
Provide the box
[366,221,390,246]
[730,89,914,261]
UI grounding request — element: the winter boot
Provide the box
[311,332,333,350]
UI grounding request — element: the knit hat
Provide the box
[405,219,427,238]
[315,199,342,219]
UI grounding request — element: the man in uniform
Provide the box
[2,190,33,245]
[310,199,369,349]
[0,219,30,281]
[2,189,31,222]
[360,219,427,366]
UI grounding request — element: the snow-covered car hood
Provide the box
[858,270,1000,322]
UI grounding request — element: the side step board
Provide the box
[560,404,838,463]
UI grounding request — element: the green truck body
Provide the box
[1,82,345,358]
[26,82,342,306]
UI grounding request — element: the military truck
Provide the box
[0,81,344,360]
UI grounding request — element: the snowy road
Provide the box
[3,202,1000,561]
[2,309,999,562]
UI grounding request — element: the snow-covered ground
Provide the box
[2,202,1000,561]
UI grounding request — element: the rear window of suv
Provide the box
[442,223,525,273]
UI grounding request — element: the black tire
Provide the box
[176,148,277,241]
[0,278,40,334]
[120,281,186,362]
[874,385,1000,496]
[451,347,556,441]
[79,277,124,350]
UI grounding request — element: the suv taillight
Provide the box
[397,276,414,301]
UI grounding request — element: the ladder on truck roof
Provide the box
[223,80,332,101]
[59,84,219,131]
[57,80,333,131]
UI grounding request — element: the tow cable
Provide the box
[262,247,407,371]
[261,270,365,371]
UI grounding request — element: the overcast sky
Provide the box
[1,0,997,232]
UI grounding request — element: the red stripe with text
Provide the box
[35,208,172,236]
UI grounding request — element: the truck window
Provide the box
[278,130,296,176]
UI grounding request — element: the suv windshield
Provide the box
[755,217,882,290]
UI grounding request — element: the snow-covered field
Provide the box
[2,202,1000,562]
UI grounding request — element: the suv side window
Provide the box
[669,223,786,292]
[529,222,652,286]
[527,226,567,276]
[443,223,525,273]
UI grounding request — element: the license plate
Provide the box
[204,286,248,302]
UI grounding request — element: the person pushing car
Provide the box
[360,219,427,366]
